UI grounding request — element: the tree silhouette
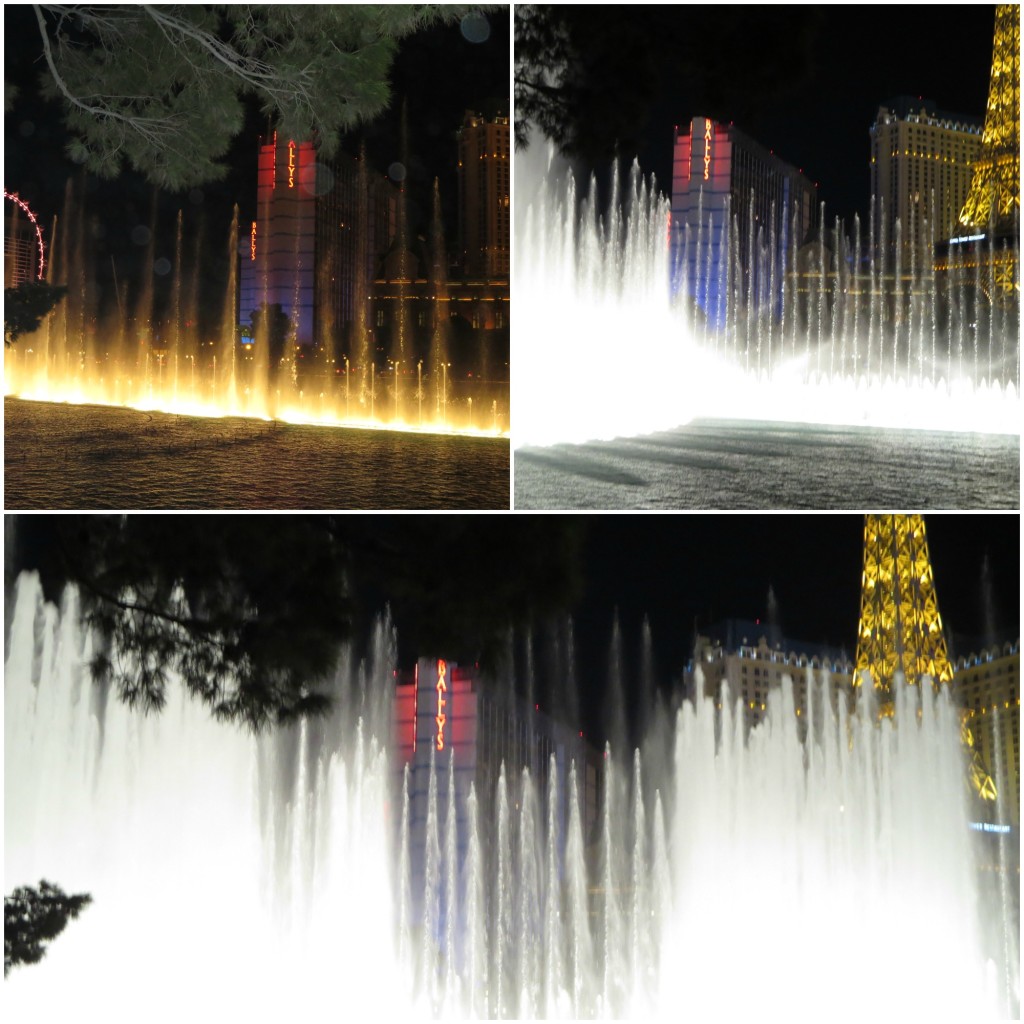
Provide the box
[4,881,91,976]
[9,515,584,730]
[19,5,498,189]
[4,281,68,346]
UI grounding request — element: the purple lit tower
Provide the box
[671,116,816,327]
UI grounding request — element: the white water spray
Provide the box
[515,142,1020,447]
[5,574,1017,1018]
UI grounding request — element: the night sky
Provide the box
[520,5,997,226]
[567,513,1020,715]
[4,6,510,321]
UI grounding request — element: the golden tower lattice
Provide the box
[958,4,1020,235]
[854,515,996,801]
[855,515,952,692]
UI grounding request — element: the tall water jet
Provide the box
[5,573,1016,1019]
[516,135,1019,448]
[430,177,451,420]
[347,141,373,412]
[390,99,412,421]
[516,141,699,446]
[219,204,240,403]
[5,167,507,437]
[4,572,405,1019]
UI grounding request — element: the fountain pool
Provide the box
[4,185,508,440]
[5,572,1018,1018]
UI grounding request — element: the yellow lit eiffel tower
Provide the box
[854,514,997,802]
[950,5,1021,300]
[959,5,1020,235]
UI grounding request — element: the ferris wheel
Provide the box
[4,190,47,282]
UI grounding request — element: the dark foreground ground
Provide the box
[6,399,510,510]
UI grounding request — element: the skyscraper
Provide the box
[869,98,982,251]
[457,111,511,279]
[239,135,398,349]
[671,116,817,327]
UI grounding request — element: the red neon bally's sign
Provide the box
[435,659,448,751]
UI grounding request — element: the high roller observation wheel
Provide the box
[4,190,46,280]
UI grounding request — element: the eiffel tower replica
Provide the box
[854,515,997,802]
[936,5,1020,303]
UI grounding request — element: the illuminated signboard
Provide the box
[288,140,296,188]
[250,221,257,261]
[703,118,712,182]
[435,659,447,751]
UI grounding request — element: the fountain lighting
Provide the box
[514,143,1019,448]
[4,182,509,441]
[5,361,509,440]
[6,572,1017,1019]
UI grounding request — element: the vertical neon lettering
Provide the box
[704,118,712,182]
[288,140,296,188]
[435,659,448,751]
[250,221,257,261]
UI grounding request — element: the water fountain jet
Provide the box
[515,141,1019,447]
[4,573,1017,1019]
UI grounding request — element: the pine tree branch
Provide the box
[32,4,187,150]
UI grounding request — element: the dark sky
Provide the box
[4,5,510,318]
[563,513,1019,743]
[522,5,996,226]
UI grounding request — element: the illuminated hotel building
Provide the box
[394,659,601,902]
[684,619,855,729]
[686,619,1019,832]
[457,110,511,280]
[952,640,1020,827]
[870,98,983,251]
[239,135,398,347]
[671,117,817,327]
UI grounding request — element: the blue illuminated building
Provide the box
[670,117,817,328]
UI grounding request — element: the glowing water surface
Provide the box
[515,144,1019,447]
[5,574,1017,1018]
[5,185,508,439]
[5,356,508,439]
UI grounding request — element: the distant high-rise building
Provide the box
[457,111,510,279]
[393,658,601,912]
[240,135,398,347]
[685,619,855,730]
[952,641,1020,827]
[671,116,817,327]
[869,98,982,251]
